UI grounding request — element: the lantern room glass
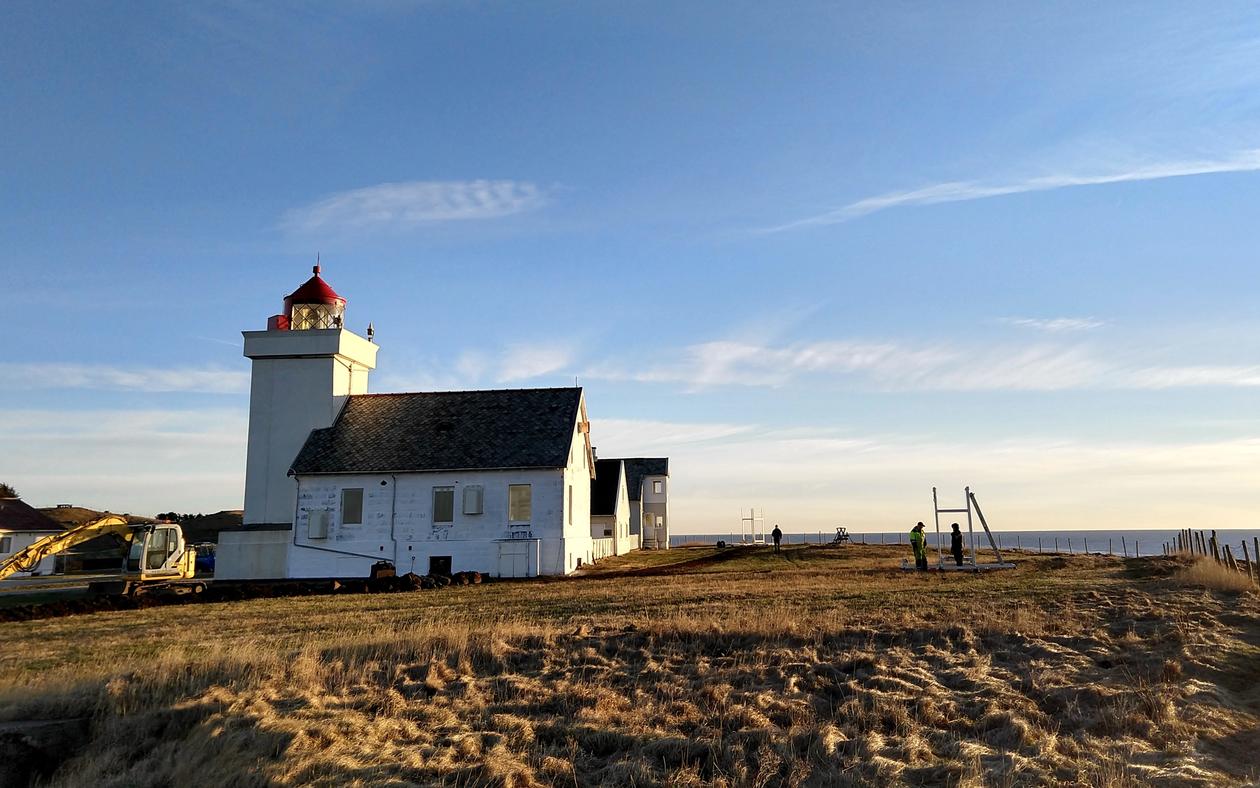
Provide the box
[290,302,344,330]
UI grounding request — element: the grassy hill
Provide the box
[36,506,156,528]
[0,545,1256,786]
[36,507,243,544]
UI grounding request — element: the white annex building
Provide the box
[218,267,667,580]
[0,498,64,578]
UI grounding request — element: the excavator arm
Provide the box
[0,515,133,581]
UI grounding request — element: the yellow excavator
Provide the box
[0,515,199,595]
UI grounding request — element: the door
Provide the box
[497,542,531,578]
[141,527,184,577]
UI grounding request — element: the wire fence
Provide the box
[1170,528,1259,585]
[670,531,1165,557]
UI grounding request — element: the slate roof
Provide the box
[290,388,584,475]
[619,458,670,501]
[0,499,63,532]
[590,459,624,516]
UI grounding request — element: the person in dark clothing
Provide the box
[950,522,965,567]
[771,525,783,553]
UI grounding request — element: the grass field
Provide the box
[1,544,1257,786]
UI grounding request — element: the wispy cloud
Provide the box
[282,179,548,234]
[496,344,573,383]
[1126,365,1260,389]
[0,363,248,394]
[2,408,247,514]
[587,338,1260,393]
[1000,317,1106,332]
[761,149,1260,231]
[376,343,575,392]
[592,417,1260,532]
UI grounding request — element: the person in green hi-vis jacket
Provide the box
[910,522,928,571]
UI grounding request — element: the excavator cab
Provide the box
[123,524,197,582]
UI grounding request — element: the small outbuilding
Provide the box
[590,458,634,557]
[0,498,63,577]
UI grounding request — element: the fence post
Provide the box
[1038,537,1042,554]
[1016,534,1021,551]
[1122,536,1128,557]
[1109,538,1112,555]
[1135,540,1139,557]
[1068,537,1073,554]
[1210,531,1220,564]
[1055,537,1059,553]
[1084,537,1089,554]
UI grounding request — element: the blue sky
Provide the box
[4,2,1260,531]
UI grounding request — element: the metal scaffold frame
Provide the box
[930,486,1016,571]
[740,508,766,545]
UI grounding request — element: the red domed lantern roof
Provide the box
[284,264,345,316]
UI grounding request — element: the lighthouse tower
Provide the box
[241,266,379,526]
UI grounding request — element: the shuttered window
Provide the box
[341,488,363,525]
[433,487,455,524]
[0,536,10,554]
[509,484,531,522]
[462,485,484,515]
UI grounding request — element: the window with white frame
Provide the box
[653,480,663,494]
[0,536,10,553]
[462,485,484,515]
[433,486,455,524]
[509,484,531,522]
[341,488,363,525]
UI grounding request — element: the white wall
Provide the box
[289,468,594,578]
[562,412,595,568]
[0,530,61,578]
[215,530,291,580]
[242,328,377,526]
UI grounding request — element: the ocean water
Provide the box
[669,528,1260,559]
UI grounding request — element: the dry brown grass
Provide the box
[1175,558,1257,594]
[2,545,1258,787]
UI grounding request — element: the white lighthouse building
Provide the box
[218,266,610,580]
[241,266,378,527]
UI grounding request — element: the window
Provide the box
[307,510,329,540]
[145,528,177,570]
[290,303,344,330]
[568,485,573,525]
[341,488,363,525]
[653,480,663,495]
[509,484,532,522]
[463,485,484,515]
[0,536,10,554]
[433,486,454,524]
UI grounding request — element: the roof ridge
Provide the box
[350,386,582,398]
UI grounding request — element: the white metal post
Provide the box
[965,486,977,569]
[932,486,942,568]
